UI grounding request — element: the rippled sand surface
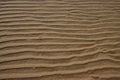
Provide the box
[0,0,120,80]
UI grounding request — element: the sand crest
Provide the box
[0,0,120,80]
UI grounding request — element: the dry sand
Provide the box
[0,0,120,80]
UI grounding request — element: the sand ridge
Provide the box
[0,0,120,80]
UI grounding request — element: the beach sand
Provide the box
[0,0,120,80]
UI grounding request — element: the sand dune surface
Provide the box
[0,0,120,80]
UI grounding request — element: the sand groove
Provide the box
[0,0,120,80]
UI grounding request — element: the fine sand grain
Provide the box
[0,0,120,80]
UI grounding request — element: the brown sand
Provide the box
[0,0,120,80]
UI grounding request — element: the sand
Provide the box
[0,0,120,80]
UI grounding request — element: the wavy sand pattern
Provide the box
[0,0,120,80]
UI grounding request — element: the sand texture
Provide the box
[0,0,120,80]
